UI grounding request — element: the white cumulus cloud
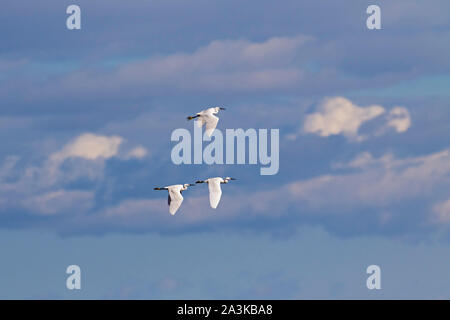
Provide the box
[301,97,412,141]
[387,107,411,133]
[51,133,123,162]
[303,97,385,141]
[50,133,148,163]
[125,146,148,160]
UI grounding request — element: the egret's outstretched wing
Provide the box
[196,117,204,128]
[204,114,219,137]
[208,179,223,209]
[168,188,184,215]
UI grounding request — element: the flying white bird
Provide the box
[187,107,226,137]
[154,184,195,215]
[195,177,236,209]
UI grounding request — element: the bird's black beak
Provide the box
[230,178,237,180]
[219,107,226,110]
[195,180,204,184]
[189,184,196,186]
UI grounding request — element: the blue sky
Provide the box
[0,0,450,299]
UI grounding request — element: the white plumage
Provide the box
[195,177,236,209]
[154,184,194,215]
[187,107,225,137]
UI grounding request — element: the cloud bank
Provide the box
[301,97,411,141]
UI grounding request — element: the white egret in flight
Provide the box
[187,107,226,137]
[195,177,236,209]
[154,183,195,215]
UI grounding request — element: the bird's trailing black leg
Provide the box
[187,115,200,121]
